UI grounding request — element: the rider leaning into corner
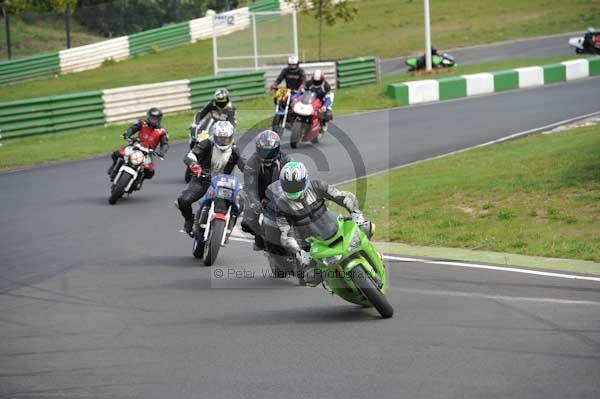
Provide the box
[177,121,245,235]
[304,69,334,134]
[189,89,237,144]
[270,55,307,92]
[275,161,369,286]
[241,130,293,250]
[107,107,169,180]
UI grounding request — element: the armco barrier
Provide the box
[222,62,337,88]
[0,71,267,138]
[103,80,192,124]
[190,71,265,108]
[128,22,191,57]
[0,91,104,139]
[387,57,600,105]
[336,57,377,88]
[59,36,130,74]
[0,53,60,84]
[250,0,280,12]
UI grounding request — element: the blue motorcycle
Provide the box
[193,173,243,265]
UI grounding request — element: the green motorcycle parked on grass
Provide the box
[306,213,393,319]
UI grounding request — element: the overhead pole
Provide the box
[424,0,432,71]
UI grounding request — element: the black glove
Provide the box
[250,202,264,215]
[122,132,129,140]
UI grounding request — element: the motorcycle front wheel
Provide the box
[203,219,226,266]
[290,120,306,149]
[109,173,132,205]
[350,266,393,319]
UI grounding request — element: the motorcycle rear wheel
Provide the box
[109,173,132,205]
[350,266,393,319]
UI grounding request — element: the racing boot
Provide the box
[253,235,265,251]
[183,218,194,236]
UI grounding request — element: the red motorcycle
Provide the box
[289,91,324,148]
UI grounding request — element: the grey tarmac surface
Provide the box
[381,33,578,75]
[1,77,599,398]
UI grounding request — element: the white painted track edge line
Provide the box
[229,236,600,282]
[384,255,600,282]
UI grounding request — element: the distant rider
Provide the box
[108,107,169,180]
[584,27,600,50]
[242,130,293,250]
[275,162,368,285]
[270,56,306,91]
[189,89,237,145]
[304,69,334,133]
[177,121,245,235]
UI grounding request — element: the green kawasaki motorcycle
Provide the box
[405,52,456,71]
[306,213,394,319]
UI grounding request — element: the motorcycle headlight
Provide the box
[130,150,144,166]
[322,254,343,267]
[217,186,233,198]
[348,230,361,252]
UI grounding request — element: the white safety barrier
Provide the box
[190,7,251,43]
[562,59,589,81]
[406,80,440,104]
[59,36,130,74]
[464,73,494,96]
[103,80,192,124]
[515,66,544,88]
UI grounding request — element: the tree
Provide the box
[294,0,357,61]
[3,0,77,13]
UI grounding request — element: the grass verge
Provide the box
[340,124,600,265]
[0,55,588,170]
[0,15,102,60]
[1,0,598,101]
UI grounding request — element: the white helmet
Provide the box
[312,69,324,83]
[211,120,235,150]
[288,55,299,70]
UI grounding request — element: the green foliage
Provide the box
[4,0,77,14]
[295,0,357,25]
[293,0,357,60]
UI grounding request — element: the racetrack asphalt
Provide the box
[381,33,578,75]
[1,79,599,397]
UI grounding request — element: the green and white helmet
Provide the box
[280,161,309,200]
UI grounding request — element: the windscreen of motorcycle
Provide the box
[295,210,339,243]
[293,92,317,116]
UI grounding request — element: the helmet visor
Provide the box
[258,146,279,160]
[214,135,233,148]
[281,178,306,199]
[147,115,161,127]
[215,98,228,108]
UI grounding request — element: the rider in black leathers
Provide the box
[190,88,237,144]
[270,55,306,91]
[177,121,245,235]
[242,130,292,250]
